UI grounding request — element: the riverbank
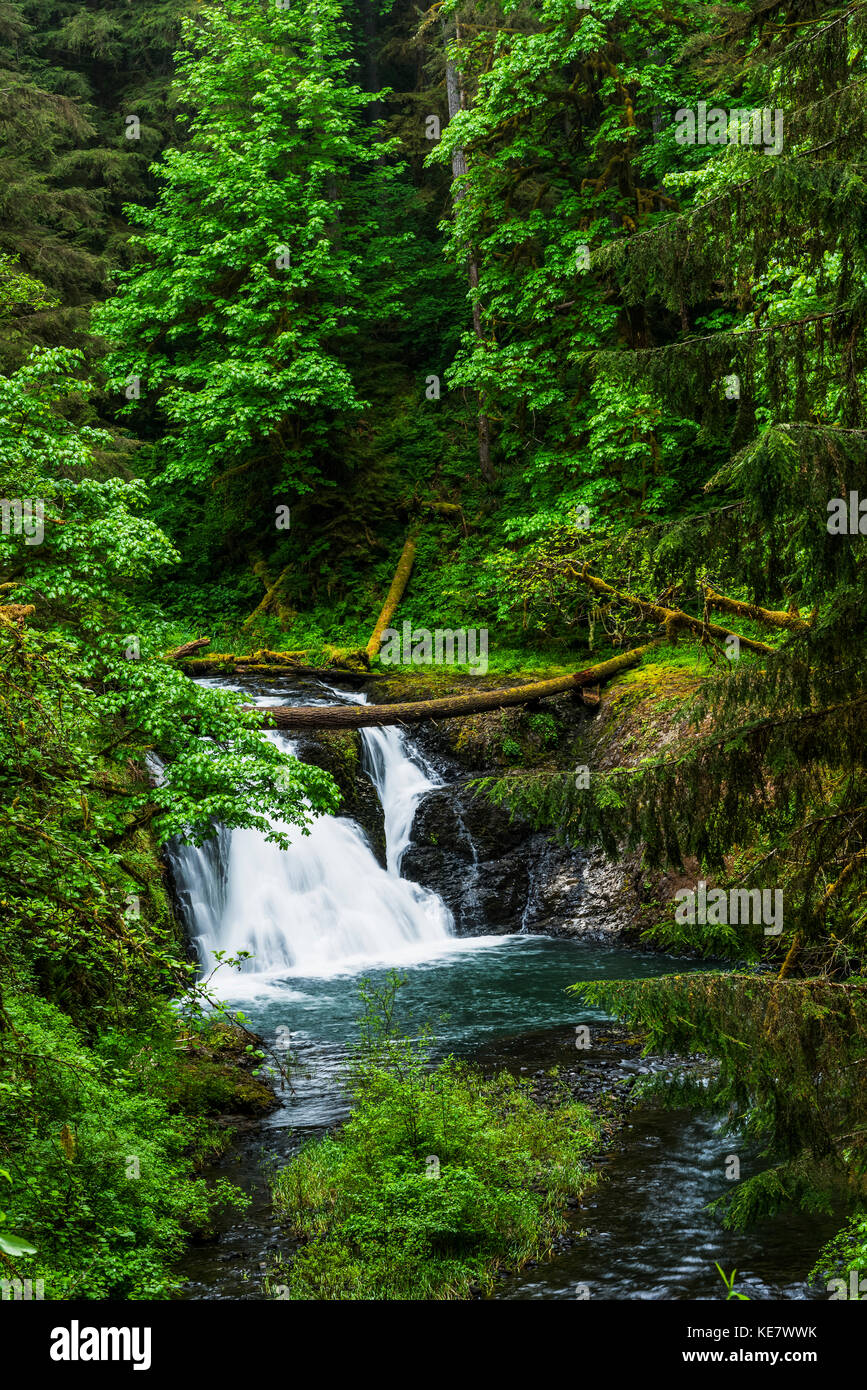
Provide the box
[174,1007,835,1302]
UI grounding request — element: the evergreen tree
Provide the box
[480,0,867,1236]
[0,0,193,360]
[535,0,867,974]
[428,0,708,523]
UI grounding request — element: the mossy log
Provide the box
[164,636,212,661]
[181,651,375,680]
[365,532,418,660]
[701,586,815,633]
[425,501,469,534]
[253,643,660,729]
[189,648,314,667]
[571,564,776,655]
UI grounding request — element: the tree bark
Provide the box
[253,643,660,729]
[361,0,382,121]
[164,636,211,661]
[365,532,418,659]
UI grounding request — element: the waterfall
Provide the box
[361,725,438,874]
[167,686,454,981]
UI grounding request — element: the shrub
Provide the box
[270,973,599,1299]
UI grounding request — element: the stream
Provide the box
[169,678,836,1301]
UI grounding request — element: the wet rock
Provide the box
[401,776,631,938]
[400,784,531,932]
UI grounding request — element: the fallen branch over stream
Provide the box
[251,642,661,729]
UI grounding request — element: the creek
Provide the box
[170,679,835,1300]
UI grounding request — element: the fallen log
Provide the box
[184,659,380,680]
[180,647,373,679]
[184,648,314,668]
[570,564,776,655]
[425,501,469,535]
[253,643,660,729]
[365,531,418,660]
[164,636,211,661]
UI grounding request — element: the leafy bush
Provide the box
[270,974,599,1299]
[0,993,248,1299]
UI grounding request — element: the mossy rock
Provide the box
[166,1023,277,1118]
[291,729,387,864]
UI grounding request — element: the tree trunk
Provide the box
[701,586,814,633]
[253,643,659,730]
[243,560,295,630]
[362,0,382,121]
[365,532,418,659]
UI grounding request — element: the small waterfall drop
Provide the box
[167,686,454,981]
[361,725,438,874]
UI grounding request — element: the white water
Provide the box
[168,688,455,982]
[362,725,439,874]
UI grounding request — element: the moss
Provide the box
[316,728,361,777]
[584,658,704,772]
[164,1021,277,1119]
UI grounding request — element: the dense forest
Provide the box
[2,0,867,1320]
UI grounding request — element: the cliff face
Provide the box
[290,728,388,866]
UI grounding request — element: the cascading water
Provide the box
[167,686,454,981]
[361,725,439,874]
